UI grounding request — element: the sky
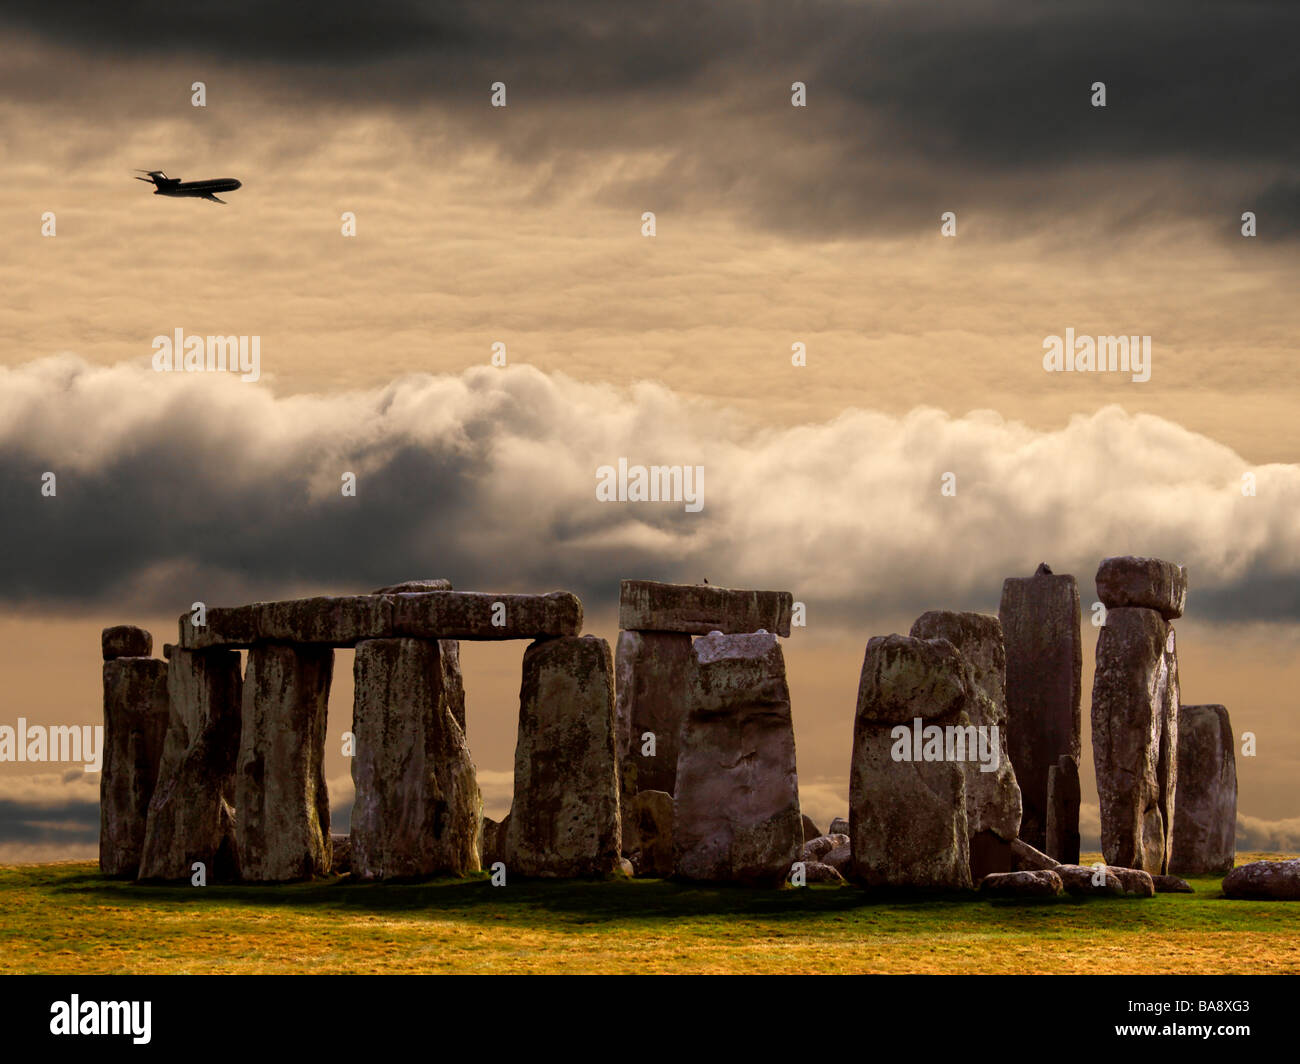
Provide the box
[1,0,1298,860]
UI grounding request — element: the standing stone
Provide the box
[505,635,622,877]
[102,625,153,660]
[99,657,170,876]
[1046,754,1081,864]
[351,638,480,880]
[481,814,509,868]
[236,644,333,882]
[439,640,466,732]
[622,789,674,877]
[673,632,801,885]
[139,647,243,882]
[1091,607,1178,874]
[849,634,972,889]
[999,565,1082,851]
[910,611,1022,878]
[1170,704,1236,877]
[614,630,694,794]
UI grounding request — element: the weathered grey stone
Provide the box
[235,644,333,882]
[979,870,1063,897]
[673,632,801,885]
[1151,874,1194,893]
[850,634,971,889]
[1096,556,1187,620]
[910,611,1021,879]
[1170,704,1237,877]
[138,647,243,882]
[1108,866,1156,897]
[1055,863,1124,896]
[102,625,152,660]
[1222,859,1300,900]
[801,814,823,842]
[800,861,846,884]
[481,814,508,868]
[801,834,842,863]
[99,658,170,876]
[619,579,792,636]
[505,636,622,877]
[330,833,351,875]
[179,591,583,648]
[622,790,674,877]
[1010,838,1060,871]
[350,638,480,880]
[822,843,850,875]
[828,816,850,837]
[371,579,453,594]
[614,630,694,794]
[439,640,466,732]
[1047,754,1082,864]
[999,567,1081,851]
[1092,607,1179,875]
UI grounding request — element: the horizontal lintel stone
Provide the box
[618,580,792,636]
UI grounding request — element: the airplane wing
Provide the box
[201,193,227,204]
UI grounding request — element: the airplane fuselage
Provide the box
[153,178,242,197]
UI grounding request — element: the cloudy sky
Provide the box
[2,0,1297,860]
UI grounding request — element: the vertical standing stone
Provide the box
[1046,754,1081,864]
[100,656,170,876]
[440,640,466,732]
[351,638,480,879]
[505,635,622,877]
[236,643,333,882]
[849,634,972,889]
[674,631,802,886]
[998,564,1081,851]
[614,629,695,795]
[1171,704,1236,876]
[139,647,243,881]
[909,611,1022,879]
[1091,607,1178,874]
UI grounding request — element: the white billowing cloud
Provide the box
[2,355,1297,621]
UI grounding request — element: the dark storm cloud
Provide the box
[2,357,1299,625]
[4,1,1296,239]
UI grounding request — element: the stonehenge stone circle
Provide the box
[350,638,480,880]
[614,629,694,795]
[139,646,243,881]
[1170,704,1237,877]
[673,631,802,885]
[998,564,1081,852]
[1095,556,1187,620]
[618,579,793,637]
[849,634,972,889]
[505,635,623,877]
[1091,605,1179,875]
[99,654,170,876]
[235,643,334,882]
[102,625,153,661]
[909,610,1022,879]
[1046,753,1081,865]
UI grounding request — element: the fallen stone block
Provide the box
[823,843,850,875]
[1096,555,1187,620]
[910,610,1021,879]
[849,634,971,889]
[1010,838,1060,871]
[999,564,1081,852]
[138,647,242,882]
[801,833,848,864]
[799,861,846,885]
[828,816,850,837]
[505,636,622,877]
[99,657,170,876]
[1170,703,1236,877]
[618,579,792,636]
[1055,864,1125,896]
[802,814,823,842]
[979,870,1063,897]
[1109,866,1157,897]
[1151,874,1194,893]
[673,632,802,885]
[614,630,694,794]
[1222,859,1300,900]
[235,643,333,881]
[1092,607,1178,875]
[350,638,480,880]
[102,625,153,661]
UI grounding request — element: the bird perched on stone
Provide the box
[1035,562,1053,576]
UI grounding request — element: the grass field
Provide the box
[3,853,1298,974]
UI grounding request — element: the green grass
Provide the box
[3,853,1298,974]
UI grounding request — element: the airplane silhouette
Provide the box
[134,170,242,204]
